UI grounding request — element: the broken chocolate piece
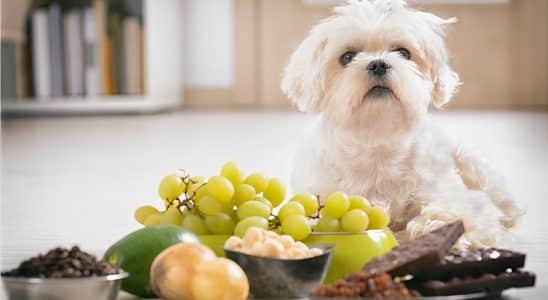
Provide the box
[412,248,526,281]
[363,220,465,277]
[413,270,536,296]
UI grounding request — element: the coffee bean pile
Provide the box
[313,270,420,298]
[1,246,121,278]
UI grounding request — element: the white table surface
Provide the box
[2,110,547,299]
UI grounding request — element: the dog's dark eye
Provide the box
[394,47,411,60]
[339,51,357,66]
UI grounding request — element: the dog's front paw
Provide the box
[498,199,525,228]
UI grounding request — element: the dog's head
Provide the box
[282,0,460,141]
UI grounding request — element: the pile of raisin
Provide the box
[1,246,121,278]
[313,270,420,298]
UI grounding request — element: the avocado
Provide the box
[104,225,199,298]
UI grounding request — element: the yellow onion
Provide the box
[150,243,215,300]
[150,242,249,300]
[191,257,249,300]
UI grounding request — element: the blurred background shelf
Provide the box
[1,0,185,116]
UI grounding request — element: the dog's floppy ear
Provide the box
[432,63,460,108]
[418,12,461,108]
[281,32,327,112]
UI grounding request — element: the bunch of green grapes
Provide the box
[133,161,290,237]
[134,161,391,241]
[313,192,390,233]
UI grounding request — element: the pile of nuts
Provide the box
[313,270,420,298]
[224,228,323,259]
[1,246,121,278]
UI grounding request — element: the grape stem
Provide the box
[268,215,281,230]
[309,194,324,220]
[166,170,209,218]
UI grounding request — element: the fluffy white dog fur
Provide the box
[282,0,522,249]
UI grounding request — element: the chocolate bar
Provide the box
[414,270,536,296]
[412,248,526,281]
[363,220,465,277]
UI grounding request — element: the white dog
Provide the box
[282,0,522,249]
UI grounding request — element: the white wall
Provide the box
[184,0,234,88]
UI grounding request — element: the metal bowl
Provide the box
[1,273,128,300]
[225,244,333,299]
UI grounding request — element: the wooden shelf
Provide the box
[1,95,180,116]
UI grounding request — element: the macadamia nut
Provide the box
[242,227,264,249]
[225,236,242,250]
[278,235,295,249]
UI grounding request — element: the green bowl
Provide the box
[198,235,231,257]
[303,229,397,283]
[198,228,397,284]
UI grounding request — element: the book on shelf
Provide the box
[108,0,144,95]
[63,9,84,96]
[1,0,32,100]
[83,5,99,96]
[95,0,113,95]
[48,2,66,97]
[108,11,124,94]
[30,7,51,100]
[1,41,18,99]
[2,39,33,100]
[123,16,142,94]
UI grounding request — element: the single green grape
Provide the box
[278,202,305,222]
[158,174,186,202]
[205,213,235,234]
[187,176,206,195]
[134,205,160,224]
[207,176,235,204]
[340,209,369,232]
[236,200,271,220]
[234,216,268,237]
[160,206,183,226]
[182,213,209,235]
[314,216,341,232]
[244,173,268,193]
[290,192,319,216]
[348,195,372,213]
[193,184,209,204]
[263,178,286,208]
[198,196,223,215]
[281,214,311,241]
[220,161,244,186]
[323,191,350,218]
[255,196,273,208]
[233,184,257,206]
[143,213,162,227]
[367,206,390,229]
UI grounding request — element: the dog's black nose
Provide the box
[367,60,390,77]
